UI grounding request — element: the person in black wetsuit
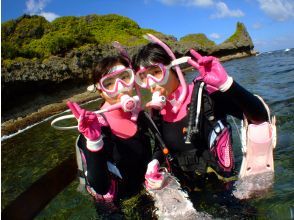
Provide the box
[132,34,270,192]
[68,54,154,215]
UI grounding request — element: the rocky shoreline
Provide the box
[1,51,256,138]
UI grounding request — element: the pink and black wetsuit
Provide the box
[77,110,153,199]
[151,81,268,182]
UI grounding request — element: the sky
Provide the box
[2,0,294,52]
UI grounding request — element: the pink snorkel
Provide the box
[51,42,141,130]
[51,94,140,130]
[143,34,187,113]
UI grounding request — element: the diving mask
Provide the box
[98,65,135,97]
[135,56,190,89]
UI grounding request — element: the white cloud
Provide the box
[159,0,178,5]
[209,33,221,39]
[254,33,294,52]
[252,22,263,29]
[257,0,294,21]
[159,0,245,19]
[158,0,244,18]
[25,0,59,21]
[159,0,213,7]
[188,0,214,7]
[210,2,244,18]
[39,12,59,22]
[26,0,48,14]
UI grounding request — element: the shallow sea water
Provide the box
[2,49,294,219]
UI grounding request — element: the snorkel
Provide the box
[143,34,188,114]
[51,42,141,130]
[51,95,139,130]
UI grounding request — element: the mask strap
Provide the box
[112,41,132,68]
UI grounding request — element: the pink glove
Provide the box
[145,159,168,190]
[188,49,233,93]
[67,101,103,152]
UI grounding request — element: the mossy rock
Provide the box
[222,22,253,49]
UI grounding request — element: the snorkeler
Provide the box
[132,34,276,193]
[67,46,155,214]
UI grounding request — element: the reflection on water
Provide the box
[2,49,294,219]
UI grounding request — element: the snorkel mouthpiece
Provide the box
[146,91,166,110]
[120,94,137,112]
[144,34,187,113]
[120,94,141,121]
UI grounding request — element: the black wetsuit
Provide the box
[152,81,269,185]
[77,111,152,197]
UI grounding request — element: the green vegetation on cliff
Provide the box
[2,15,50,59]
[1,14,163,60]
[1,14,254,67]
[180,33,216,47]
[222,22,253,49]
[224,22,245,43]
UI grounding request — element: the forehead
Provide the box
[146,65,161,71]
[102,63,127,76]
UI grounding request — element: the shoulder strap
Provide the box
[185,81,204,143]
[143,111,173,162]
[185,80,216,144]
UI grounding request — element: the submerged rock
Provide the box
[147,175,212,220]
[233,172,274,200]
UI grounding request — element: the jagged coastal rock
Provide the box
[1,14,255,136]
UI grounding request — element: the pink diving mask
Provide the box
[140,34,189,113]
[98,65,135,98]
[135,57,190,110]
[135,57,190,89]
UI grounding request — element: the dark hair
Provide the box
[93,55,129,84]
[132,43,173,71]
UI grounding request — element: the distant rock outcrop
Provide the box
[171,22,255,59]
[177,33,217,55]
[211,22,255,58]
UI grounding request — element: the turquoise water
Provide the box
[2,49,294,219]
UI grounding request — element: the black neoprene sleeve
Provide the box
[224,81,269,123]
[78,135,110,195]
[85,148,110,195]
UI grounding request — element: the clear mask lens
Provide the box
[102,69,133,90]
[135,57,190,89]
[136,65,167,88]
[100,68,134,96]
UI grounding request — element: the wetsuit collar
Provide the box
[102,102,137,139]
[161,83,194,122]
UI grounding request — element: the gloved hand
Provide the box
[67,101,103,152]
[188,49,233,93]
[145,159,168,190]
